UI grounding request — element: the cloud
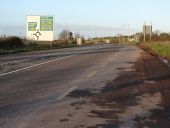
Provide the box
[0,23,139,39]
[56,23,118,31]
[0,25,25,37]
[55,23,139,38]
[55,24,118,38]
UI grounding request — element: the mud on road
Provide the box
[68,49,170,128]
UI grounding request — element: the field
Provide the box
[141,42,170,59]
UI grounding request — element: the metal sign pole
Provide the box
[150,22,152,41]
[143,26,146,43]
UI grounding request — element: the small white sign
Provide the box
[77,38,83,45]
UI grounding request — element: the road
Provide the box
[0,44,142,128]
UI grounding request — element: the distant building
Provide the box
[105,39,110,44]
[77,38,83,45]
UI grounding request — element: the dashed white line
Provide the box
[0,59,29,66]
[102,63,107,67]
[56,86,78,101]
[0,46,110,77]
[87,71,97,78]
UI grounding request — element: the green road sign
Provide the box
[40,16,53,31]
[28,22,37,31]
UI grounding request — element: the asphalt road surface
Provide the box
[0,44,142,128]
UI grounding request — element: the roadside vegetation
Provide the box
[0,36,82,55]
[0,30,89,54]
[141,42,170,59]
[140,32,170,59]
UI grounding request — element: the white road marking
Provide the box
[87,71,97,78]
[102,63,107,67]
[0,59,29,66]
[0,54,76,77]
[0,46,110,77]
[56,86,78,101]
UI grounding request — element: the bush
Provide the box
[0,37,24,49]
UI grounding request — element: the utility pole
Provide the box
[143,22,146,43]
[119,25,122,44]
[128,24,130,43]
[150,22,152,42]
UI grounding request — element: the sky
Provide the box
[0,0,170,38]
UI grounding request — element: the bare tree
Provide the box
[59,30,72,40]
[74,32,81,39]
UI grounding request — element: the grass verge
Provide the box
[140,42,170,60]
